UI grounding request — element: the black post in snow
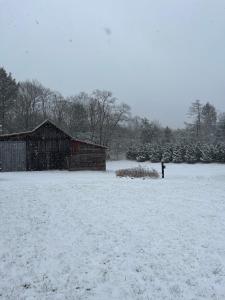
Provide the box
[161,160,166,179]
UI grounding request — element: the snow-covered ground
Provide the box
[1,161,225,300]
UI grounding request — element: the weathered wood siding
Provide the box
[26,123,71,170]
[0,141,26,171]
[70,141,106,171]
[0,121,107,171]
[0,122,71,171]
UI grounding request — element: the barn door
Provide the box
[0,141,26,171]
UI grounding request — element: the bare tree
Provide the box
[50,92,69,129]
[102,102,130,146]
[87,90,130,145]
[140,119,162,144]
[37,85,53,120]
[65,93,89,137]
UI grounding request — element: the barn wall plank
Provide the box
[0,141,26,171]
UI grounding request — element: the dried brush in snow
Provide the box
[116,166,159,179]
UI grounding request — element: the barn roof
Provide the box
[0,131,30,138]
[72,138,108,149]
[0,119,71,139]
[0,120,108,149]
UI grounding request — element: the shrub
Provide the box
[136,155,148,162]
[162,145,173,162]
[200,144,215,163]
[184,144,198,163]
[149,144,162,162]
[116,166,159,178]
[214,143,225,162]
[126,145,140,160]
[172,145,184,163]
[126,142,225,164]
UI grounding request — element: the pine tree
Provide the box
[136,154,147,162]
[0,68,18,133]
[126,145,139,160]
[201,102,217,143]
[213,143,225,162]
[216,113,225,143]
[149,144,162,162]
[144,143,152,159]
[136,144,148,162]
[200,144,214,163]
[162,144,173,162]
[172,145,183,163]
[187,100,203,141]
[195,142,202,162]
[184,144,198,163]
[163,127,173,143]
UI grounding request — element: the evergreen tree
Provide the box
[213,143,225,162]
[200,144,215,163]
[195,142,203,162]
[0,68,18,133]
[149,144,162,162]
[126,145,139,160]
[187,100,203,141]
[172,145,183,163]
[136,154,148,162]
[216,113,225,143]
[136,144,149,161]
[162,144,173,162]
[201,102,217,143]
[184,144,198,163]
[163,127,173,143]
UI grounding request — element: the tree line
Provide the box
[127,143,225,163]
[0,67,225,160]
[0,68,130,155]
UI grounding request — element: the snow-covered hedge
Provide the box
[126,143,225,163]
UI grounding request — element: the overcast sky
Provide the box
[1,0,225,128]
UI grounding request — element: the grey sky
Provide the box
[1,0,225,128]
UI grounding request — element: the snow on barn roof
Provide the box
[71,138,108,149]
[0,119,108,149]
[0,129,32,138]
[0,119,71,139]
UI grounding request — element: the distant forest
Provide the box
[0,67,225,161]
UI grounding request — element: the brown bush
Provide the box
[116,166,159,179]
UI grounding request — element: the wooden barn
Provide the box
[0,120,107,172]
[70,139,107,171]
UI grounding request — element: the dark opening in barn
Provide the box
[0,120,107,172]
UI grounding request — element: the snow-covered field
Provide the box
[1,161,225,300]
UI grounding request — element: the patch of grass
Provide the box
[116,166,159,179]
